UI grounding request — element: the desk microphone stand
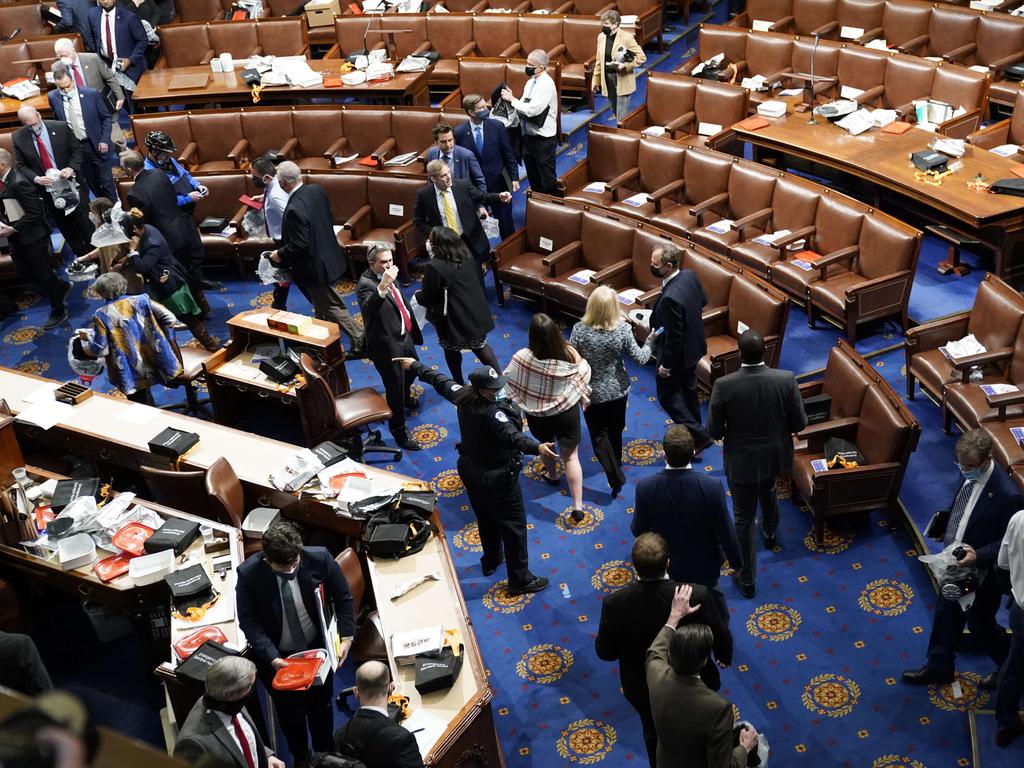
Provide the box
[807,32,821,125]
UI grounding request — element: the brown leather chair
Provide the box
[558,128,640,206]
[740,33,794,105]
[730,176,820,277]
[425,14,477,87]
[608,134,687,222]
[876,54,936,119]
[784,0,840,37]
[156,24,214,68]
[590,226,672,305]
[683,248,734,329]
[834,0,885,44]
[180,112,247,173]
[0,2,60,41]
[650,146,733,237]
[690,162,777,254]
[675,25,748,78]
[896,6,977,61]
[377,15,430,59]
[968,90,1024,159]
[330,108,395,171]
[519,16,565,65]
[871,0,931,52]
[905,274,1024,405]
[830,46,887,106]
[620,72,699,139]
[472,16,522,58]
[173,0,242,21]
[682,80,749,151]
[442,0,489,10]
[189,173,249,275]
[207,21,262,61]
[131,112,194,163]
[730,0,795,32]
[334,548,387,664]
[495,194,583,302]
[926,66,988,138]
[942,318,1024,433]
[296,353,401,459]
[616,0,664,50]
[791,340,920,543]
[140,456,261,554]
[970,15,1024,110]
[292,107,347,170]
[237,109,299,163]
[325,16,388,60]
[313,172,370,253]
[561,17,600,109]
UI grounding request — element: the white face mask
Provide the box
[60,56,74,67]
[88,213,101,227]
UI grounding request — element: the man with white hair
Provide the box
[269,161,364,355]
[174,656,285,768]
[53,37,124,113]
[500,48,559,195]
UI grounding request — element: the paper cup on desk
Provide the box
[210,57,223,73]
[219,53,234,72]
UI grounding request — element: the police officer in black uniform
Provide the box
[395,356,553,596]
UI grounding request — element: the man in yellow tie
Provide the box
[413,159,512,274]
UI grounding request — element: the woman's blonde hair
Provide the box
[581,286,622,331]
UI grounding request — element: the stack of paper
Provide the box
[704,219,734,235]
[836,109,874,136]
[581,181,607,194]
[392,625,444,665]
[641,126,666,137]
[619,192,650,207]
[617,288,643,305]
[568,269,596,285]
[940,334,986,361]
[990,144,1020,158]
[864,38,889,51]
[980,383,1019,396]
[741,75,767,91]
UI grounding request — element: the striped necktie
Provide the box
[944,480,975,545]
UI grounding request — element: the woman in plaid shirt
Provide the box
[504,314,592,523]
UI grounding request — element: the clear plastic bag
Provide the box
[67,334,104,379]
[256,251,290,285]
[242,208,267,238]
[46,169,80,214]
[481,215,500,241]
[736,721,770,766]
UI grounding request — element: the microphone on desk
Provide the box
[807,32,821,125]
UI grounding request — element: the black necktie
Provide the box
[944,480,975,545]
[278,576,306,652]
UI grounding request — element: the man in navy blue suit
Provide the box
[425,123,485,193]
[904,429,1024,687]
[455,93,519,239]
[54,0,96,51]
[631,425,743,622]
[649,243,711,452]
[48,63,116,200]
[87,0,147,110]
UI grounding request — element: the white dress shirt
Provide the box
[262,176,289,241]
[951,460,996,544]
[510,72,558,138]
[61,89,87,141]
[999,508,1024,608]
[101,8,119,61]
[434,186,463,234]
[211,710,259,764]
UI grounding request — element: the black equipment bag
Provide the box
[364,506,435,559]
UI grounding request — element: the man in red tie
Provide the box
[173,656,285,768]
[53,38,125,115]
[356,243,424,452]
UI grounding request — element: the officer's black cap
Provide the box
[468,366,506,390]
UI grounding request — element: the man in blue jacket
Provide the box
[236,521,355,768]
[426,123,485,193]
[455,93,519,239]
[87,0,147,111]
[48,64,116,199]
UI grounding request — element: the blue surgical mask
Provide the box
[475,109,490,121]
[961,467,982,482]
[494,386,509,401]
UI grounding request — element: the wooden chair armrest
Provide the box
[370,137,397,164]
[606,167,640,199]
[811,21,838,37]
[770,15,794,32]
[967,120,1010,149]
[896,34,928,54]
[324,44,340,59]
[456,41,477,57]
[990,52,1024,72]
[798,416,860,451]
[548,43,567,61]
[541,240,582,268]
[278,137,298,158]
[412,41,432,56]
[344,205,372,238]
[637,287,661,306]
[952,346,1013,373]
[324,136,348,159]
[689,191,729,224]
[650,179,685,213]
[941,42,977,64]
[500,43,522,58]
[178,142,198,164]
[856,27,883,45]
[227,139,249,166]
[986,389,1024,410]
[665,111,697,134]
[732,207,772,231]
[815,245,859,279]
[492,229,526,262]
[591,259,631,283]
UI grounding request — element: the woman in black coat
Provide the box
[415,226,501,384]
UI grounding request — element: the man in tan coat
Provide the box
[591,10,647,125]
[646,585,758,767]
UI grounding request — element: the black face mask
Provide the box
[158,156,174,170]
[204,694,247,717]
[601,25,612,36]
[525,65,537,77]
[252,176,266,190]
[650,265,665,278]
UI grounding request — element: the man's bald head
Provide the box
[54,38,76,59]
[17,107,41,129]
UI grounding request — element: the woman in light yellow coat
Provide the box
[591,10,647,125]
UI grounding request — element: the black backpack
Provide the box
[364,505,436,559]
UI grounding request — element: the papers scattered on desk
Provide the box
[270,448,324,492]
[402,709,448,757]
[2,78,40,100]
[836,109,874,136]
[617,288,643,305]
[778,88,803,97]
[22,384,60,405]
[990,144,1020,158]
[568,269,596,285]
[392,625,444,666]
[384,152,420,167]
[864,38,889,51]
[939,334,985,361]
[390,571,441,601]
[15,400,74,430]
[811,458,829,472]
[704,219,734,235]
[334,153,359,165]
[932,138,966,158]
[840,26,864,39]
[840,85,864,101]
[981,383,1019,396]
[741,75,767,92]
[582,181,607,193]
[691,53,724,77]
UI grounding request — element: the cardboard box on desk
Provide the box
[305,0,340,27]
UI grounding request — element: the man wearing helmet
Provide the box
[143,131,208,217]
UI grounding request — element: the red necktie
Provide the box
[104,13,114,60]
[35,133,54,171]
[389,284,412,333]
[73,64,85,88]
[230,715,256,768]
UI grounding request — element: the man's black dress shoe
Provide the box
[731,573,755,599]
[901,667,954,686]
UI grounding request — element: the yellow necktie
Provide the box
[442,191,460,234]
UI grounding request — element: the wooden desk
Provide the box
[134,60,431,111]
[0,94,49,127]
[731,108,1024,281]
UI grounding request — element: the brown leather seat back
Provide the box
[631,229,673,290]
[579,212,637,271]
[727,163,776,220]
[192,174,248,222]
[159,24,213,67]
[188,112,245,162]
[814,194,863,255]
[367,175,423,230]
[519,17,564,62]
[976,16,1024,70]
[1012,92,1024,157]
[174,0,229,22]
[790,37,838,80]
[241,109,297,158]
[335,17,385,57]
[297,352,339,447]
[0,4,56,38]
[926,7,978,59]
[744,0,793,26]
[683,148,732,206]
[882,55,935,110]
[256,18,309,57]
[966,276,1024,353]
[340,108,393,156]
[644,73,697,127]
[445,0,486,10]
[310,173,369,224]
[854,385,907,464]
[563,18,600,66]
[473,16,520,58]
[931,67,988,113]
[140,464,236,528]
[0,41,32,82]
[694,25,747,69]
[836,0,884,39]
[727,276,786,339]
[204,456,244,529]
[836,46,886,93]
[336,548,365,609]
[207,22,261,60]
[379,16,427,59]
[744,34,793,78]
[637,138,686,194]
[857,215,918,280]
[26,37,76,59]
[0,129,13,158]
[791,0,838,37]
[440,110,471,131]
[458,59,518,105]
[822,344,871,418]
[293,108,345,157]
[770,177,819,232]
[525,196,582,251]
[1009,323,1024,385]
[133,113,192,158]
[427,14,475,58]
[683,251,734,310]
[881,0,931,50]
[694,81,748,131]
[391,109,444,155]
[588,129,639,182]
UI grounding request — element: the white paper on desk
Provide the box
[334,153,358,165]
[840,26,864,39]
[779,88,803,97]
[306,325,329,340]
[864,38,889,51]
[751,19,772,31]
[402,709,448,757]
[15,400,73,430]
[22,383,60,405]
[990,144,1020,157]
[836,109,874,136]
[248,311,273,326]
[116,402,157,425]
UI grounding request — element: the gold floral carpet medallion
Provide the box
[516,644,573,684]
[556,719,617,765]
[747,604,802,642]
[859,579,914,617]
[802,673,861,717]
[590,561,636,594]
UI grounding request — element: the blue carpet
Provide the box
[969,711,1024,766]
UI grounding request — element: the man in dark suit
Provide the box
[54,38,125,112]
[455,93,519,239]
[632,425,742,623]
[596,533,732,767]
[0,148,70,330]
[356,244,423,452]
[13,106,95,261]
[49,64,116,200]
[119,150,213,315]
[412,159,511,268]
[707,330,808,599]
[0,631,53,696]
[647,593,758,768]
[425,122,485,193]
[236,521,355,768]
[650,243,711,452]
[333,660,424,768]
[54,0,96,52]
[174,657,285,768]
[87,0,147,109]
[904,428,1024,687]
[269,160,364,355]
